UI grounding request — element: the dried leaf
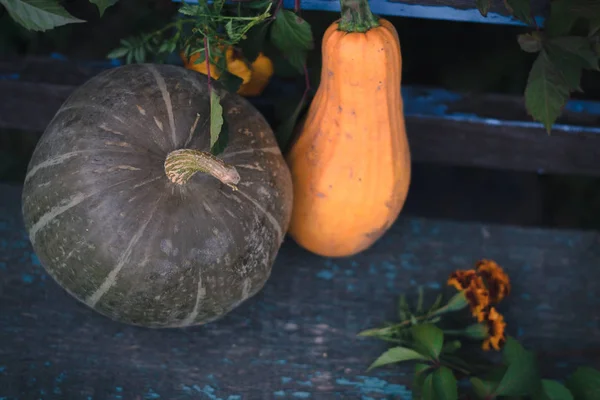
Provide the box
[209,88,225,154]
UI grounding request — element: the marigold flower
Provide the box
[447,269,477,291]
[464,276,490,321]
[476,259,511,304]
[481,307,506,351]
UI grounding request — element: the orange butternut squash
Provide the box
[285,0,411,257]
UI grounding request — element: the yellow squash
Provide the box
[285,0,411,257]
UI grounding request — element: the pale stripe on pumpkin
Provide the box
[236,189,283,243]
[146,65,177,147]
[178,274,207,327]
[86,197,162,307]
[221,146,281,159]
[28,192,88,245]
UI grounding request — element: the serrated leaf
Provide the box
[106,47,128,59]
[476,0,491,16]
[565,366,600,400]
[178,4,200,16]
[504,0,534,25]
[209,88,224,154]
[518,32,543,53]
[525,50,570,133]
[546,36,600,71]
[225,20,234,39]
[534,379,574,400]
[411,324,444,360]
[88,0,118,16]
[545,0,578,38]
[0,0,85,31]
[432,366,458,400]
[492,337,541,396]
[367,346,428,371]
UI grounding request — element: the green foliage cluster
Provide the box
[361,287,600,400]
[477,0,600,133]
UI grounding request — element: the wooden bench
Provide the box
[1,0,600,398]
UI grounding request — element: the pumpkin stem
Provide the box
[338,0,380,33]
[164,149,240,190]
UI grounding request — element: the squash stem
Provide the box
[164,149,240,190]
[338,0,379,33]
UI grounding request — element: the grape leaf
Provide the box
[476,0,491,16]
[503,0,534,25]
[0,0,85,31]
[525,50,570,133]
[566,367,600,400]
[411,324,444,360]
[88,0,118,17]
[493,337,542,396]
[209,88,224,154]
[546,36,600,71]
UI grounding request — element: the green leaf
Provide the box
[545,0,578,38]
[271,9,313,52]
[462,323,489,339]
[493,337,541,396]
[524,50,570,133]
[275,94,307,152]
[211,118,229,156]
[441,340,461,354]
[433,291,468,315]
[367,346,428,371]
[533,379,574,400]
[432,366,458,400]
[503,0,534,25]
[106,47,128,59]
[565,366,600,400]
[518,32,543,53]
[0,0,85,31]
[546,36,600,71]
[209,88,224,154]
[590,17,600,36]
[225,20,234,39]
[218,70,244,94]
[413,363,432,399]
[476,0,491,16]
[88,0,118,16]
[428,293,443,314]
[421,373,435,400]
[399,294,411,321]
[471,377,496,398]
[240,23,270,63]
[411,324,444,360]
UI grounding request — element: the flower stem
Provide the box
[338,0,379,33]
[164,149,240,189]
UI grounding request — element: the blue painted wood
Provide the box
[174,0,546,26]
[1,183,599,399]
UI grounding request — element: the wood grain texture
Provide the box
[1,183,600,399]
[2,72,599,176]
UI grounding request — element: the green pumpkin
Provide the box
[21,64,293,328]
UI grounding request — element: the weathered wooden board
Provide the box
[177,0,549,26]
[1,183,599,399]
[2,56,600,176]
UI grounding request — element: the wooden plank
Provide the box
[1,183,599,398]
[2,73,599,176]
[176,0,549,26]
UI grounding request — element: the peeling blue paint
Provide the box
[521,293,531,300]
[22,273,34,283]
[292,392,311,398]
[297,380,313,387]
[316,270,334,280]
[145,389,161,399]
[275,359,287,365]
[0,73,20,81]
[282,377,293,383]
[336,376,412,398]
[427,282,441,290]
[0,366,6,372]
[274,391,286,397]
